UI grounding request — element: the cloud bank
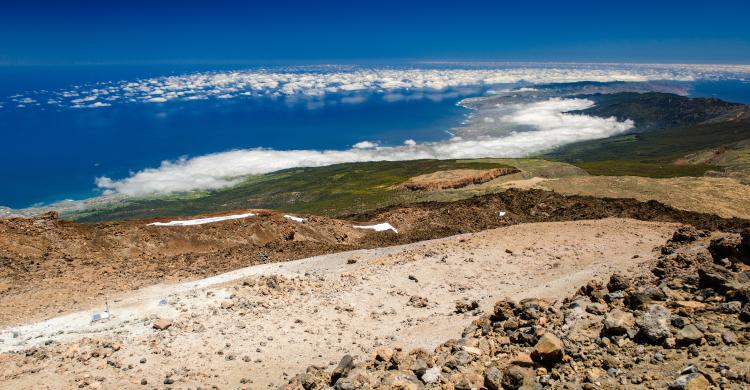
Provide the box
[96,98,633,196]
[4,63,749,110]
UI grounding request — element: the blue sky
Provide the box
[2,0,750,64]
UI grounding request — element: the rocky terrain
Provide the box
[283,227,750,390]
[399,168,520,191]
[2,189,750,389]
[3,189,749,328]
[1,218,678,388]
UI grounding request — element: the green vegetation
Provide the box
[572,92,741,131]
[542,92,750,178]
[546,117,750,163]
[72,159,513,222]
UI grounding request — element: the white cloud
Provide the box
[352,141,378,149]
[403,139,417,146]
[12,63,750,110]
[96,98,633,197]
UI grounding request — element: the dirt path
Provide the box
[0,218,677,389]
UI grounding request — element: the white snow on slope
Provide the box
[352,222,398,233]
[148,212,256,226]
[283,215,306,223]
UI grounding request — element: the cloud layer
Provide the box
[4,63,749,110]
[96,98,633,196]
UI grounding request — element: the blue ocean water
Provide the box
[0,65,473,208]
[1,65,749,209]
[689,80,750,104]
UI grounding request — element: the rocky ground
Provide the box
[1,218,675,389]
[3,189,748,328]
[283,227,750,390]
[2,189,750,389]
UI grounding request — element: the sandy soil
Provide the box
[0,218,677,389]
[530,176,750,220]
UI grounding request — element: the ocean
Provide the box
[0,65,473,208]
[1,64,749,208]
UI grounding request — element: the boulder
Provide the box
[635,304,671,344]
[530,333,564,364]
[603,309,635,336]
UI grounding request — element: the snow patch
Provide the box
[284,215,306,223]
[352,222,398,233]
[148,212,256,226]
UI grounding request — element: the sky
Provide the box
[2,0,750,65]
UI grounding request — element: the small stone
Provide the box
[484,366,503,390]
[330,354,354,385]
[636,304,671,344]
[421,367,440,384]
[739,304,750,322]
[676,324,703,346]
[607,273,631,292]
[140,379,147,385]
[509,352,534,367]
[604,309,636,335]
[220,300,234,309]
[721,330,737,345]
[152,319,172,331]
[586,302,608,315]
[407,296,428,308]
[455,300,479,314]
[716,301,741,314]
[491,298,516,321]
[668,373,709,390]
[531,333,564,364]
[502,365,534,389]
